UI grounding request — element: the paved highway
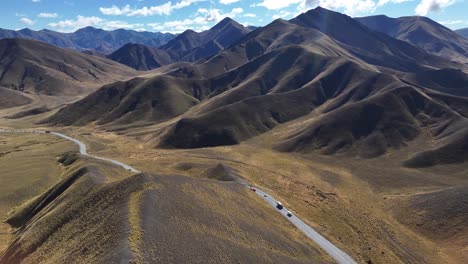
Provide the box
[1,128,355,263]
[0,129,140,173]
[247,186,357,264]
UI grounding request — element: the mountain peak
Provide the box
[300,6,344,18]
[74,26,103,34]
[210,17,240,31]
[18,28,34,33]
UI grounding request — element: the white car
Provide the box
[287,211,293,217]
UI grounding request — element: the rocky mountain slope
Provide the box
[45,7,468,167]
[356,15,468,63]
[0,38,136,96]
[107,44,174,71]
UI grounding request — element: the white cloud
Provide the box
[99,0,206,17]
[377,0,413,6]
[203,7,243,21]
[32,0,40,2]
[256,0,302,10]
[197,8,209,14]
[243,13,257,17]
[273,10,292,19]
[147,8,243,33]
[297,0,377,15]
[19,18,35,25]
[415,0,456,15]
[257,0,441,16]
[38,13,58,18]
[438,19,468,25]
[48,15,144,32]
[220,0,241,4]
[99,5,132,16]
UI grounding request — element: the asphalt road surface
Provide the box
[247,186,357,264]
[0,129,140,173]
[1,128,356,263]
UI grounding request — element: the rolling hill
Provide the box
[0,38,137,97]
[0,161,331,264]
[43,76,207,126]
[356,15,468,63]
[0,87,32,109]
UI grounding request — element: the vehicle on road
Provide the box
[287,211,292,217]
[276,201,283,210]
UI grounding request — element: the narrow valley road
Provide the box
[0,129,140,173]
[246,186,357,264]
[0,128,357,264]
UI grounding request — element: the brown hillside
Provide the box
[0,38,136,96]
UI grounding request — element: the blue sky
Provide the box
[3,0,468,33]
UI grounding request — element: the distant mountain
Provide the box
[356,15,468,63]
[289,7,463,72]
[107,43,173,71]
[160,17,252,62]
[456,28,468,38]
[46,7,468,167]
[0,27,174,54]
[107,18,253,70]
[0,38,136,97]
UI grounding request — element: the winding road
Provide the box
[0,129,140,173]
[0,128,356,264]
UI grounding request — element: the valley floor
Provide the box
[0,113,466,263]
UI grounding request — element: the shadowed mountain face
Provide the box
[43,76,205,126]
[107,44,174,71]
[356,15,468,63]
[160,17,252,62]
[0,38,136,96]
[290,8,465,72]
[105,18,252,70]
[0,27,174,54]
[457,28,468,38]
[44,7,468,168]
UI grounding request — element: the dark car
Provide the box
[287,211,292,217]
[276,201,283,210]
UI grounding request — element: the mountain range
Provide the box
[0,27,174,54]
[1,6,468,264]
[356,15,468,63]
[107,18,252,70]
[45,7,468,167]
